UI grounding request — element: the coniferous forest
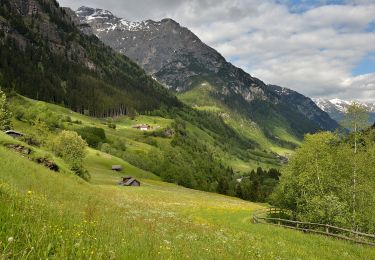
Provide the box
[0,0,180,117]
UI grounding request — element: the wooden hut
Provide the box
[112,165,123,171]
[118,176,141,187]
[5,130,24,138]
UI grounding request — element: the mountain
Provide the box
[0,0,180,117]
[76,6,339,141]
[313,98,375,123]
[0,0,281,184]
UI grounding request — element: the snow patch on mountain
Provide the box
[313,98,375,123]
[77,6,152,32]
[314,98,375,113]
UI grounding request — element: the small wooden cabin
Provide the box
[118,176,141,187]
[112,165,123,171]
[5,130,24,138]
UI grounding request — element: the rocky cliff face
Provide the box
[76,6,339,134]
[76,7,266,94]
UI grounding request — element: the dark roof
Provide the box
[119,177,141,186]
[122,176,133,179]
[5,130,24,136]
[124,178,140,186]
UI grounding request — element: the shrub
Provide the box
[52,130,88,172]
[107,123,116,129]
[63,116,72,123]
[76,127,106,148]
[0,89,12,130]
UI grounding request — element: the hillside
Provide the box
[1,130,374,259]
[0,0,289,179]
[313,98,375,123]
[1,1,374,258]
[75,6,339,143]
[0,0,180,116]
[7,94,285,195]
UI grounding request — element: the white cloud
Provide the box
[58,0,375,101]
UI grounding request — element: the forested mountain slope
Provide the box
[76,6,339,141]
[0,0,180,116]
[0,0,287,187]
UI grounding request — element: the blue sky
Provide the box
[352,52,375,76]
[60,0,375,101]
[279,0,347,13]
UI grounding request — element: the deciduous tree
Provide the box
[0,89,12,130]
[52,130,88,170]
[342,102,369,229]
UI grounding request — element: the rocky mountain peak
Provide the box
[313,98,375,123]
[75,7,339,132]
[76,6,115,21]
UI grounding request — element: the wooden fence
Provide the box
[252,208,375,247]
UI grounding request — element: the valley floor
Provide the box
[0,133,374,259]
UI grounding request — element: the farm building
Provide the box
[132,124,152,131]
[5,130,24,138]
[112,165,123,171]
[118,176,141,187]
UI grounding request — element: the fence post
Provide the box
[326,225,329,234]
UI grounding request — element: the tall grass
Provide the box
[0,143,374,259]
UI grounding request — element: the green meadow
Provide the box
[0,95,374,259]
[0,131,374,259]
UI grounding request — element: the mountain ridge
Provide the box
[75,6,339,138]
[313,98,375,123]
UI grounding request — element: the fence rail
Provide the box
[252,208,375,247]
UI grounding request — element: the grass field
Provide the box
[0,132,374,259]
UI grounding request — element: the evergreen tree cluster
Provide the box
[0,0,181,117]
[235,168,280,202]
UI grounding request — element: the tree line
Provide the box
[271,103,375,233]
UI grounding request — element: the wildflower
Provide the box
[7,237,14,243]
[27,191,32,195]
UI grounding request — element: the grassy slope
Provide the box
[178,82,301,172]
[0,132,374,259]
[10,95,281,174]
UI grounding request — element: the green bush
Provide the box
[0,89,12,130]
[52,131,88,180]
[107,122,116,129]
[76,127,106,148]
